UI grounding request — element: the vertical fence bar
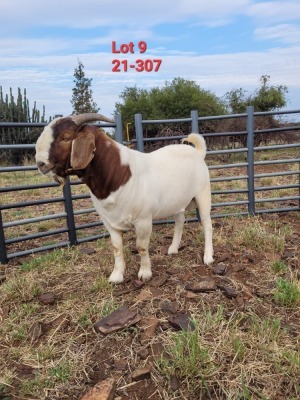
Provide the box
[114,114,123,144]
[246,106,255,216]
[63,176,77,245]
[0,209,8,263]
[190,110,201,221]
[191,110,199,133]
[135,113,144,152]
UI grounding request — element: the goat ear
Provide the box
[70,130,96,170]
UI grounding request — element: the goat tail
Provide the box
[182,133,207,158]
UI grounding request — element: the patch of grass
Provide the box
[19,374,52,398]
[90,276,112,293]
[1,274,42,302]
[49,363,70,383]
[236,217,287,253]
[271,260,288,274]
[274,278,300,307]
[157,319,215,393]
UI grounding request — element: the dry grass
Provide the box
[0,213,299,400]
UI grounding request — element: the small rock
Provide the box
[218,284,238,299]
[80,378,116,400]
[149,287,164,298]
[168,312,195,331]
[136,347,149,360]
[185,278,216,293]
[94,307,141,335]
[0,305,10,320]
[185,291,200,299]
[131,366,152,381]
[138,317,159,342]
[160,245,169,255]
[38,292,56,305]
[29,321,45,342]
[113,288,132,296]
[212,263,227,275]
[282,251,295,259]
[166,267,181,275]
[132,279,145,289]
[114,358,127,371]
[150,274,168,288]
[15,362,35,377]
[134,288,153,302]
[79,247,97,255]
[160,300,178,314]
[170,374,180,391]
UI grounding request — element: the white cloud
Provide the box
[0,0,250,31]
[1,46,299,119]
[247,1,300,25]
[255,24,300,44]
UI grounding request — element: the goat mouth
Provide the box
[39,166,66,186]
[53,175,66,186]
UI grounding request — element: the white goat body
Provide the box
[35,115,214,283]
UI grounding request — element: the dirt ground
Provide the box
[1,210,299,400]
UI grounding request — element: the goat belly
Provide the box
[90,192,135,231]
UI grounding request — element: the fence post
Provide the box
[114,114,123,144]
[246,106,255,216]
[0,209,8,263]
[191,110,199,133]
[135,113,144,152]
[63,176,77,245]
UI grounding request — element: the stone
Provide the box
[38,292,56,305]
[150,274,168,288]
[160,300,178,314]
[80,378,116,400]
[114,359,127,371]
[212,263,227,275]
[131,366,152,381]
[218,284,238,299]
[168,312,195,332]
[132,279,145,289]
[94,307,141,335]
[149,287,164,298]
[79,247,97,255]
[138,317,159,342]
[0,305,10,320]
[136,347,149,360]
[29,321,45,342]
[185,278,217,293]
[170,374,180,391]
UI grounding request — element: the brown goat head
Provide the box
[35,113,113,184]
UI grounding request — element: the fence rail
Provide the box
[0,107,299,263]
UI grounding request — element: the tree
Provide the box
[71,61,99,114]
[115,77,226,136]
[0,86,46,163]
[225,75,288,113]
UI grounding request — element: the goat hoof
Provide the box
[204,255,214,265]
[108,270,124,284]
[168,246,178,255]
[138,268,152,282]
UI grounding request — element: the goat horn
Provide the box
[71,113,114,126]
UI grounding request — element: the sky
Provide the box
[0,0,300,121]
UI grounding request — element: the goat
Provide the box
[35,113,214,283]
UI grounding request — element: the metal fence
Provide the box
[0,107,299,263]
